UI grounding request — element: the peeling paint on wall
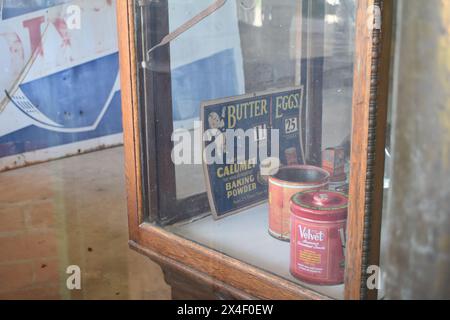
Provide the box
[384,0,450,300]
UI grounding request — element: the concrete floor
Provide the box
[0,147,171,300]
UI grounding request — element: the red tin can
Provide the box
[290,190,348,285]
[268,166,329,241]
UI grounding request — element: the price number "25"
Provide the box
[285,117,299,134]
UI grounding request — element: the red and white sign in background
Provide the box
[0,0,122,170]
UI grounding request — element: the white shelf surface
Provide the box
[167,203,344,299]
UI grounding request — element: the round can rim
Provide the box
[269,165,330,187]
[291,190,349,211]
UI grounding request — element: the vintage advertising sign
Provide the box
[202,87,305,219]
[0,0,122,170]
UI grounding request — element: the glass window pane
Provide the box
[136,0,357,299]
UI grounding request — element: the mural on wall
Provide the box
[0,0,122,169]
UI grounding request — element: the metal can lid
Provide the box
[291,190,348,221]
[269,165,330,187]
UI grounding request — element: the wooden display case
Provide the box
[116,0,393,300]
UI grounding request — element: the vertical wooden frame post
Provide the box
[117,0,143,240]
[345,0,393,300]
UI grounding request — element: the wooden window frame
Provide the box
[116,0,393,300]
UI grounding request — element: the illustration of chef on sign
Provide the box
[206,110,227,157]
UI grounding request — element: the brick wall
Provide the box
[0,174,61,299]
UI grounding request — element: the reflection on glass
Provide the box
[137,0,357,299]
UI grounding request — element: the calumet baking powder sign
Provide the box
[0,0,122,168]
